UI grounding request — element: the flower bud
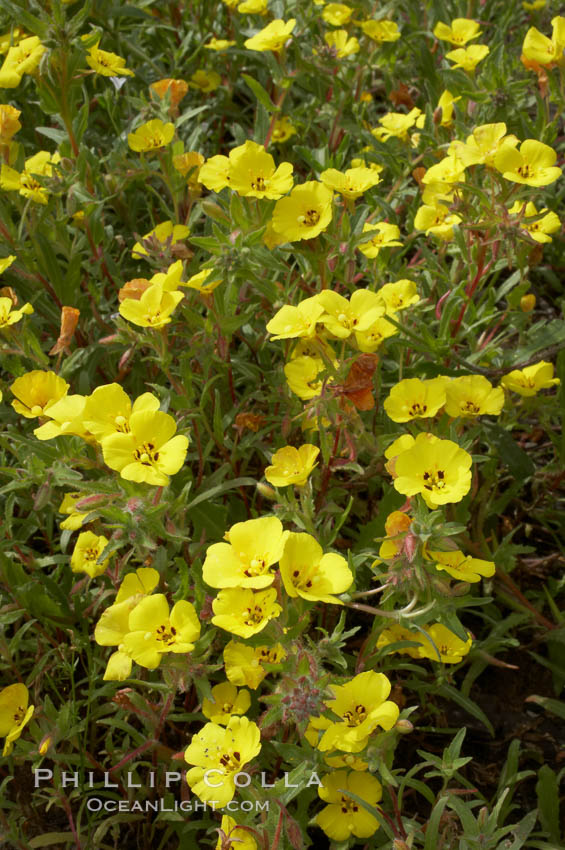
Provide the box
[520,293,536,312]
[39,735,52,755]
[256,482,277,500]
[395,719,414,734]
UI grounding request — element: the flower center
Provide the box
[340,794,360,814]
[342,703,367,726]
[251,175,268,191]
[13,706,25,724]
[133,442,160,465]
[299,209,320,227]
[291,564,318,590]
[243,557,267,577]
[155,622,178,645]
[244,605,265,626]
[462,400,481,413]
[218,750,241,772]
[409,402,427,416]
[422,469,446,491]
[516,164,533,178]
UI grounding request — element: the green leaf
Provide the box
[526,694,565,721]
[437,683,495,736]
[35,127,68,145]
[536,765,561,843]
[242,74,278,113]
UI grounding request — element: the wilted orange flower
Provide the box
[49,306,80,355]
[150,78,189,109]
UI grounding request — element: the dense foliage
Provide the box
[0,0,564,848]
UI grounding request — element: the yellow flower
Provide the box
[0,105,21,144]
[433,18,481,45]
[414,203,462,241]
[224,640,286,689]
[204,38,236,50]
[272,181,333,241]
[357,222,402,259]
[100,408,189,486]
[123,594,200,669]
[384,377,447,423]
[358,20,400,43]
[520,293,536,312]
[317,770,382,840]
[450,123,519,168]
[377,511,412,560]
[33,394,90,441]
[384,433,416,461]
[522,17,565,66]
[354,316,397,352]
[216,816,257,850]
[377,279,419,313]
[393,432,473,508]
[0,29,25,56]
[119,284,184,328]
[244,19,296,52]
[86,42,134,76]
[322,3,352,25]
[523,0,546,8]
[271,115,296,143]
[0,36,46,87]
[0,684,34,756]
[372,108,425,142]
[81,384,161,441]
[212,587,282,637]
[508,201,561,243]
[0,296,33,327]
[184,717,261,806]
[428,549,495,583]
[284,355,328,399]
[265,444,320,487]
[317,289,384,339]
[238,0,268,12]
[71,531,111,578]
[150,78,188,107]
[500,361,560,396]
[444,375,505,417]
[376,624,423,658]
[418,623,472,663]
[203,516,288,589]
[94,568,160,680]
[436,90,460,127]
[182,267,222,294]
[323,30,359,58]
[422,155,466,187]
[267,295,325,340]
[58,492,88,531]
[228,140,294,199]
[318,671,399,752]
[172,151,205,192]
[116,567,160,603]
[10,370,69,418]
[0,254,15,274]
[188,69,221,93]
[320,166,381,199]
[494,140,562,187]
[132,221,190,259]
[445,45,490,72]
[128,119,175,153]
[279,532,353,603]
[0,150,61,204]
[202,682,251,725]
[198,154,231,192]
